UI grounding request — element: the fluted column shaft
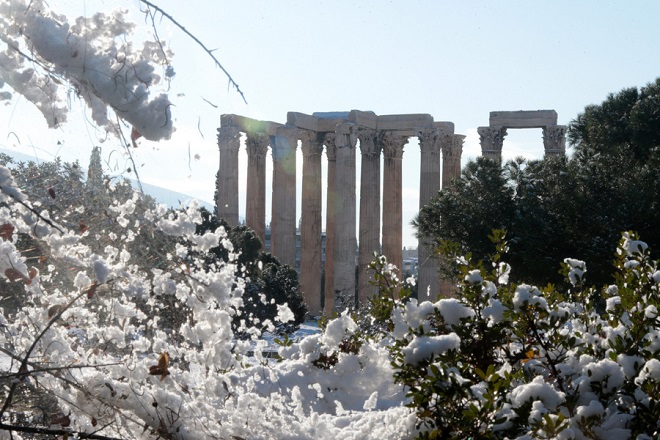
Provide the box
[334,123,358,310]
[270,126,298,268]
[323,134,337,315]
[300,131,323,316]
[417,129,442,300]
[358,129,380,305]
[245,133,269,245]
[442,134,464,188]
[216,125,241,225]
[381,132,408,273]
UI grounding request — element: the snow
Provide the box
[513,284,548,311]
[510,376,565,409]
[434,298,475,326]
[402,333,460,364]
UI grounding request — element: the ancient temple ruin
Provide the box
[216,110,464,316]
[478,110,567,158]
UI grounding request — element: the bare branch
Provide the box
[139,0,247,104]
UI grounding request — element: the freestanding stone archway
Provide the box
[478,110,566,159]
[216,110,464,316]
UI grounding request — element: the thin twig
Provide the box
[138,0,247,104]
[0,185,64,234]
[0,422,121,440]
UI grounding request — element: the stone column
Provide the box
[417,129,442,301]
[357,129,380,305]
[333,122,358,310]
[442,134,465,188]
[323,133,337,315]
[216,124,241,225]
[270,126,298,268]
[543,125,567,156]
[381,131,408,273]
[245,132,269,245]
[478,126,507,161]
[299,130,324,317]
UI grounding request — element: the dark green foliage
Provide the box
[415,78,660,288]
[195,208,307,334]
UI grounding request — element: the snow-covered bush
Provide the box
[0,161,417,439]
[359,230,660,439]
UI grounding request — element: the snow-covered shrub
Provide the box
[360,230,660,439]
[0,162,417,439]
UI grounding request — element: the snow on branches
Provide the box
[0,0,173,140]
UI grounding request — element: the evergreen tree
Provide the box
[416,78,660,288]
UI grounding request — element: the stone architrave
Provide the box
[416,129,442,300]
[299,130,324,316]
[443,134,465,188]
[357,128,380,305]
[333,122,358,310]
[245,132,269,244]
[216,124,242,225]
[478,126,507,161]
[543,125,567,156]
[380,131,408,273]
[323,133,337,315]
[270,126,298,268]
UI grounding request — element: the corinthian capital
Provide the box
[324,133,337,161]
[335,122,358,149]
[299,130,324,157]
[542,125,567,155]
[245,132,269,158]
[478,126,507,159]
[358,129,379,157]
[443,134,465,160]
[380,131,408,159]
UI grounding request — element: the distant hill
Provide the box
[0,148,214,211]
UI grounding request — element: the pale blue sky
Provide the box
[1,0,659,246]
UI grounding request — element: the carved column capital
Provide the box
[335,122,358,149]
[478,126,507,159]
[217,125,241,150]
[245,132,269,158]
[543,125,567,156]
[417,129,440,155]
[443,134,465,160]
[299,130,324,157]
[324,133,337,161]
[358,129,379,157]
[380,131,408,159]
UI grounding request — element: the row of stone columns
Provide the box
[216,112,464,316]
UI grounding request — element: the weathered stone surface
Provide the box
[221,114,280,135]
[270,125,298,268]
[417,129,442,301]
[478,126,507,160]
[489,110,558,128]
[381,131,408,274]
[299,130,324,316]
[216,125,241,225]
[333,122,358,310]
[357,129,380,305]
[245,133,269,244]
[377,114,434,131]
[543,125,567,155]
[323,133,337,316]
[434,121,455,134]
